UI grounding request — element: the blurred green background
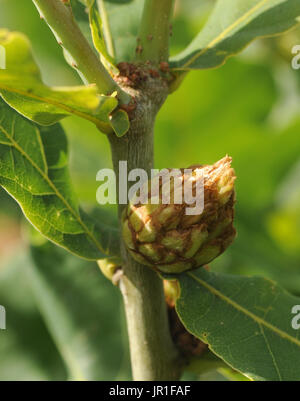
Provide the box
[0,0,300,381]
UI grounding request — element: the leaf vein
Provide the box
[182,0,271,69]
[259,324,282,381]
[187,272,300,347]
[0,123,104,254]
[0,85,102,126]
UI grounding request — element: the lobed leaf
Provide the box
[172,268,300,381]
[0,99,120,259]
[170,0,300,71]
[0,30,118,132]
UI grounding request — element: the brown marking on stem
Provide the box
[159,61,170,73]
[136,45,143,55]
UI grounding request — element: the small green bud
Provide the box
[164,279,180,307]
[122,156,236,274]
[97,257,122,281]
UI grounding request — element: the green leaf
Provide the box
[0,251,67,380]
[0,30,117,132]
[110,108,130,137]
[173,268,300,381]
[71,0,142,62]
[219,368,251,381]
[27,241,130,380]
[107,0,144,62]
[170,0,300,71]
[187,350,228,376]
[0,99,120,259]
[97,0,144,62]
[0,245,130,380]
[86,0,118,74]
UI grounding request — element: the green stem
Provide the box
[108,81,181,380]
[136,0,174,63]
[32,0,130,104]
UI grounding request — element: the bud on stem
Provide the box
[122,156,236,273]
[97,257,122,282]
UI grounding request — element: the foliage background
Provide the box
[0,0,300,381]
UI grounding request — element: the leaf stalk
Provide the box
[32,0,130,104]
